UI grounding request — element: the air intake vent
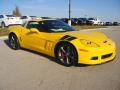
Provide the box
[102,53,113,59]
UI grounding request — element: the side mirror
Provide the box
[30,28,39,33]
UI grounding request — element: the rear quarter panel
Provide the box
[9,25,24,41]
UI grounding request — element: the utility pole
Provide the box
[69,0,71,19]
[68,0,71,26]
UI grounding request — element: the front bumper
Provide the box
[78,46,116,65]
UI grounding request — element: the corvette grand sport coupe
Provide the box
[8,19,116,66]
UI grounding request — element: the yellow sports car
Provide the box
[8,19,116,66]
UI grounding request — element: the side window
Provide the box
[38,21,46,32]
[26,21,39,29]
[38,21,53,32]
[0,15,4,19]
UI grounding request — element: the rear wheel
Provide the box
[9,34,20,50]
[55,43,78,67]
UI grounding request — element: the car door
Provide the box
[21,21,53,54]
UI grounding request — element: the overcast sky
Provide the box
[0,0,120,22]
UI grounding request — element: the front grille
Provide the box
[101,53,113,59]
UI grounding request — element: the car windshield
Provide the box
[6,15,15,17]
[38,20,75,32]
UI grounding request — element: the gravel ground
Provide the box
[0,26,120,90]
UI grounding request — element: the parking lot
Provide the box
[0,26,120,90]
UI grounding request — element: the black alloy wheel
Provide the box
[56,43,78,67]
[9,34,20,50]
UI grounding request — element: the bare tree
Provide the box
[13,6,21,16]
[12,10,16,16]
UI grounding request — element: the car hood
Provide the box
[50,31,108,41]
[48,31,115,48]
[66,31,106,39]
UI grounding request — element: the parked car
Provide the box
[105,22,113,26]
[88,18,101,25]
[71,18,89,25]
[78,18,89,25]
[113,22,119,26]
[8,19,116,66]
[0,15,22,28]
[41,17,52,19]
[100,22,105,26]
[20,16,32,24]
[60,18,81,25]
[30,16,41,20]
[60,18,69,24]
[71,18,80,25]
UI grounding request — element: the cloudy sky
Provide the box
[0,0,120,22]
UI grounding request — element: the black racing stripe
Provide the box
[66,37,77,41]
[60,35,71,40]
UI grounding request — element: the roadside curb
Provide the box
[0,36,8,40]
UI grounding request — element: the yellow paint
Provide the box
[9,19,116,65]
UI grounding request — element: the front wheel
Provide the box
[9,34,20,50]
[1,22,5,29]
[55,43,78,67]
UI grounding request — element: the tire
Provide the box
[55,42,78,67]
[9,34,20,50]
[1,22,5,29]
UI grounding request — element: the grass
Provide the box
[72,25,106,31]
[0,25,106,37]
[0,27,9,36]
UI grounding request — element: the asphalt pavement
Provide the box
[0,26,120,90]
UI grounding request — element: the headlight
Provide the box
[80,39,100,47]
